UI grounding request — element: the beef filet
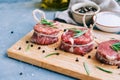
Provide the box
[60,27,94,56]
[96,40,120,65]
[31,23,60,45]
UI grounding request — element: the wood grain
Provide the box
[7,23,120,80]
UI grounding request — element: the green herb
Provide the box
[25,44,30,51]
[96,66,112,73]
[83,62,90,75]
[45,53,59,58]
[74,30,87,38]
[111,42,120,52]
[41,19,53,26]
[67,28,87,38]
[67,28,81,32]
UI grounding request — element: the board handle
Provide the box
[32,9,46,23]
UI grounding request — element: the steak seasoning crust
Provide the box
[31,23,60,45]
[60,27,94,56]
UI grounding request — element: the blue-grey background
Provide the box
[0,0,120,80]
[0,0,76,80]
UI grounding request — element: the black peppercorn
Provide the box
[18,47,21,50]
[79,9,86,13]
[42,50,45,53]
[11,31,14,34]
[54,48,57,50]
[95,46,98,49]
[26,41,29,44]
[87,55,91,59]
[76,6,97,14]
[75,57,79,62]
[19,72,23,75]
[38,47,41,50]
[30,44,33,47]
[64,29,67,32]
[117,66,120,69]
[91,7,97,12]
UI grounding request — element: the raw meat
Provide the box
[31,23,60,45]
[96,40,120,65]
[60,27,94,56]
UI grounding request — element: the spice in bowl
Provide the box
[71,2,100,24]
[75,6,97,13]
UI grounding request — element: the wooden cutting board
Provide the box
[7,23,120,80]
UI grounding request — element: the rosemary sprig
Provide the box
[74,30,87,38]
[83,62,90,75]
[25,44,30,51]
[96,66,112,74]
[67,28,81,32]
[44,53,59,58]
[67,28,87,38]
[111,42,120,52]
[41,19,53,26]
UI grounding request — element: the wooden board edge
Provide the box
[7,49,100,80]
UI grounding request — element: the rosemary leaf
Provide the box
[25,44,30,51]
[41,19,53,26]
[112,42,120,46]
[83,62,90,76]
[66,28,87,38]
[67,28,81,32]
[74,29,82,33]
[45,53,59,58]
[96,66,112,74]
[111,42,120,52]
[74,30,87,38]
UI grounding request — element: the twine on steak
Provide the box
[34,31,60,38]
[32,9,46,23]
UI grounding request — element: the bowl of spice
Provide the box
[71,1,100,24]
[93,11,120,32]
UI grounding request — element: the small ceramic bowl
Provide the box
[71,1,100,24]
[93,11,120,32]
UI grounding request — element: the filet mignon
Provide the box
[31,23,60,45]
[96,40,120,66]
[60,27,94,56]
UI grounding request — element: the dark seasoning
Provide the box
[17,39,119,76]
[18,40,60,56]
[38,46,41,50]
[117,66,120,69]
[75,57,79,62]
[26,41,29,44]
[95,46,98,49]
[19,72,23,75]
[11,31,14,34]
[63,29,67,32]
[30,44,33,47]
[54,48,58,50]
[42,50,45,53]
[75,6,97,13]
[87,55,91,59]
[18,47,21,50]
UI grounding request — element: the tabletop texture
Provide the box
[0,0,76,80]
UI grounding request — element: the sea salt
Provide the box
[96,13,120,26]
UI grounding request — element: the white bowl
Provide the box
[71,1,100,24]
[93,11,120,32]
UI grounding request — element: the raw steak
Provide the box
[31,23,60,45]
[96,40,120,66]
[60,27,94,56]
